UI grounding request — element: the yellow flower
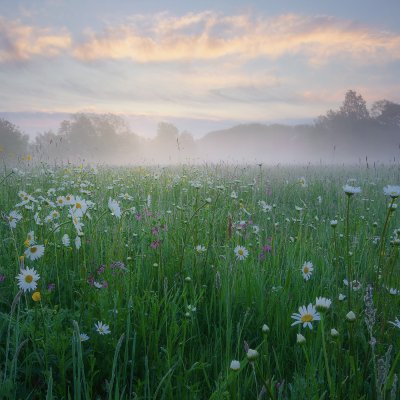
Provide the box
[32,291,41,302]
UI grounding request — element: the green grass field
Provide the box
[0,162,399,399]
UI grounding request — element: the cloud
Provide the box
[73,12,400,65]
[0,16,71,62]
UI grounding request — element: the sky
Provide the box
[1,0,400,139]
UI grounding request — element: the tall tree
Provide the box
[0,118,29,160]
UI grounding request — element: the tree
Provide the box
[370,100,400,128]
[0,118,29,160]
[339,90,370,120]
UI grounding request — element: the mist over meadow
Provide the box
[1,90,399,166]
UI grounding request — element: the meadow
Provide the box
[0,162,399,399]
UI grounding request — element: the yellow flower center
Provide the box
[301,314,313,323]
[303,267,309,274]
[25,275,33,283]
[238,249,244,255]
[30,246,37,253]
[76,203,81,209]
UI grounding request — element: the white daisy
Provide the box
[79,333,90,342]
[95,321,111,335]
[16,267,40,292]
[383,185,400,199]
[108,198,121,219]
[291,304,321,329]
[343,185,362,196]
[301,261,313,281]
[389,318,400,329]
[7,211,22,228]
[195,245,207,253]
[315,297,332,311]
[62,234,70,247]
[24,244,45,261]
[234,245,249,261]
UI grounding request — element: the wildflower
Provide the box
[25,231,35,247]
[47,283,55,292]
[383,185,400,199]
[24,244,45,261]
[296,333,306,344]
[32,291,41,302]
[346,311,356,322]
[389,318,400,329]
[291,304,320,329]
[234,245,249,261]
[195,245,207,253]
[108,198,121,219]
[230,360,240,371]
[7,211,22,228]
[262,324,270,334]
[315,297,332,312]
[338,293,346,301]
[298,177,307,187]
[301,261,313,281]
[330,220,338,228]
[246,349,259,361]
[343,279,362,291]
[330,328,339,337]
[62,234,70,247]
[95,321,111,335]
[343,185,362,196]
[79,333,90,342]
[16,267,40,292]
[389,203,397,212]
[75,236,81,250]
[230,191,238,199]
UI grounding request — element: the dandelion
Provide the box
[16,267,40,292]
[95,321,111,335]
[291,304,320,329]
[301,261,313,281]
[24,244,45,261]
[32,291,41,302]
[234,245,249,261]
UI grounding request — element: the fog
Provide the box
[1,90,399,166]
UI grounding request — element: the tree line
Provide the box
[1,90,399,164]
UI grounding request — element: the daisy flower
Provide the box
[71,197,87,218]
[80,333,90,342]
[234,245,249,261]
[95,321,111,335]
[16,267,40,292]
[301,261,313,280]
[24,244,45,261]
[7,211,22,228]
[195,245,206,253]
[389,318,400,329]
[62,234,70,247]
[315,297,332,311]
[343,185,362,196]
[383,185,400,199]
[291,303,320,329]
[108,198,121,219]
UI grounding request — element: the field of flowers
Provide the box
[0,163,399,399]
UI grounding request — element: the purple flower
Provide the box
[0,275,5,282]
[47,283,56,292]
[97,265,106,274]
[150,240,161,249]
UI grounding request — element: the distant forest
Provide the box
[1,90,400,164]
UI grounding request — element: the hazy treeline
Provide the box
[1,90,399,165]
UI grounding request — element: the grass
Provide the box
[0,162,399,399]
